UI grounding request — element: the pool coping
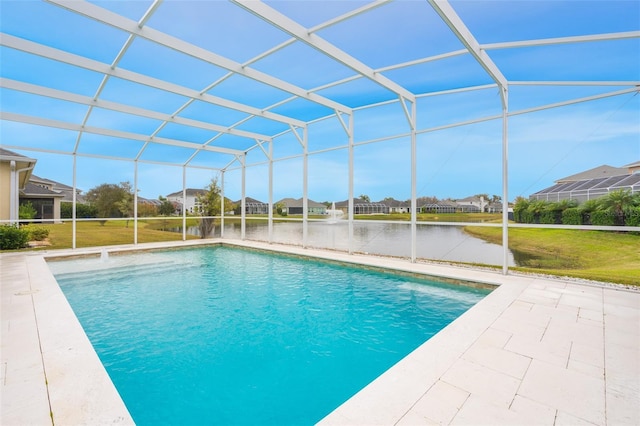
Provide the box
[1,239,638,425]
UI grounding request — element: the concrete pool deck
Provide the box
[1,239,638,425]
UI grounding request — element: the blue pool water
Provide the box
[50,246,490,425]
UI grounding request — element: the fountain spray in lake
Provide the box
[326,202,344,224]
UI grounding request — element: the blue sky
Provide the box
[1,0,638,203]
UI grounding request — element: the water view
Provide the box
[178,220,515,266]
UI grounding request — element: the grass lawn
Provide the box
[14,220,200,250]
[5,214,637,286]
[465,226,640,286]
[354,212,500,222]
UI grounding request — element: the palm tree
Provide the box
[556,199,578,211]
[513,196,530,223]
[598,189,637,225]
[577,198,599,225]
[526,200,547,223]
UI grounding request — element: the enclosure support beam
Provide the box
[234,0,414,102]
[220,171,225,239]
[0,111,244,157]
[302,127,309,248]
[9,162,16,225]
[482,30,640,50]
[182,167,187,242]
[410,100,417,263]
[47,0,351,116]
[399,96,414,130]
[240,154,246,241]
[134,161,138,245]
[335,111,349,136]
[348,114,355,255]
[290,125,305,147]
[254,139,271,160]
[0,34,302,128]
[72,154,77,249]
[428,0,508,107]
[501,88,510,275]
[268,141,274,244]
[42,76,271,139]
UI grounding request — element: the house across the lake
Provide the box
[276,198,327,215]
[529,162,640,202]
[236,197,269,215]
[166,189,206,214]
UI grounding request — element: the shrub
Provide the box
[61,202,72,219]
[61,202,98,219]
[562,207,582,225]
[539,200,576,225]
[539,210,557,224]
[522,210,535,223]
[22,225,50,241]
[599,189,636,224]
[624,206,640,227]
[137,203,158,217]
[578,199,599,225]
[19,202,37,220]
[0,225,30,250]
[78,203,98,218]
[589,210,615,226]
[525,200,547,224]
[513,198,529,223]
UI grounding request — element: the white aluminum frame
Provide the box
[1,0,638,272]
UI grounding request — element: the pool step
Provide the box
[52,259,200,283]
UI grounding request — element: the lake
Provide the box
[179,220,515,266]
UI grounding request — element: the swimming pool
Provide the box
[49,245,490,425]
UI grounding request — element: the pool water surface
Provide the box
[49,246,490,425]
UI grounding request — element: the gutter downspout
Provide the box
[10,161,36,225]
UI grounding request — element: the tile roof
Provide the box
[277,197,325,208]
[166,188,206,197]
[0,148,36,161]
[21,182,64,197]
[555,165,628,183]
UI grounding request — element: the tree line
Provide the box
[62,178,228,238]
[514,189,640,226]
[63,179,640,229]
[61,182,177,221]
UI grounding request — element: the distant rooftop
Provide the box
[166,189,206,198]
[623,160,640,170]
[21,182,64,198]
[555,165,631,184]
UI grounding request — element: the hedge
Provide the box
[625,207,640,226]
[589,210,615,226]
[61,202,98,219]
[516,197,639,227]
[539,210,559,224]
[22,225,50,241]
[0,225,29,250]
[562,208,582,225]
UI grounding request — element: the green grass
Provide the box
[5,215,638,286]
[465,226,640,286]
[354,212,500,222]
[6,220,199,250]
[262,212,500,222]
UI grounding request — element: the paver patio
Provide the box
[1,240,638,425]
